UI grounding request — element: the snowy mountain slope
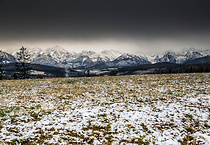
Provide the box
[3,47,210,68]
[77,51,99,63]
[154,52,177,63]
[31,54,58,66]
[67,50,124,68]
[100,50,122,61]
[112,53,151,67]
[0,50,16,63]
[149,48,210,64]
[70,55,93,68]
[74,50,122,63]
[45,46,72,63]
[200,49,210,56]
[183,55,210,64]
[175,48,203,63]
[26,47,44,61]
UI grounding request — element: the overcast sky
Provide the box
[0,0,210,54]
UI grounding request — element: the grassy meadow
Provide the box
[0,73,210,144]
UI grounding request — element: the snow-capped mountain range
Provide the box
[1,46,210,68]
[152,48,210,64]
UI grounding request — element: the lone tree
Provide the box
[0,50,3,80]
[87,69,90,77]
[15,46,31,79]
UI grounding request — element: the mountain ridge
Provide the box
[1,47,209,68]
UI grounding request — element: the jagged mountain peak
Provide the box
[45,46,69,54]
[80,50,96,56]
[145,48,210,64]
[181,48,200,55]
[101,49,122,57]
[118,53,134,59]
[163,51,176,56]
[182,47,197,53]
[27,47,44,54]
[185,51,202,57]
[113,53,151,67]
[101,49,121,54]
[0,50,16,63]
[5,47,21,55]
[98,50,122,62]
[117,53,146,60]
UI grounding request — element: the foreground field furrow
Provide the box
[0,73,210,144]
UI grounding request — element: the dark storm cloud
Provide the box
[0,0,210,53]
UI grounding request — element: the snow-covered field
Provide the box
[0,73,209,144]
